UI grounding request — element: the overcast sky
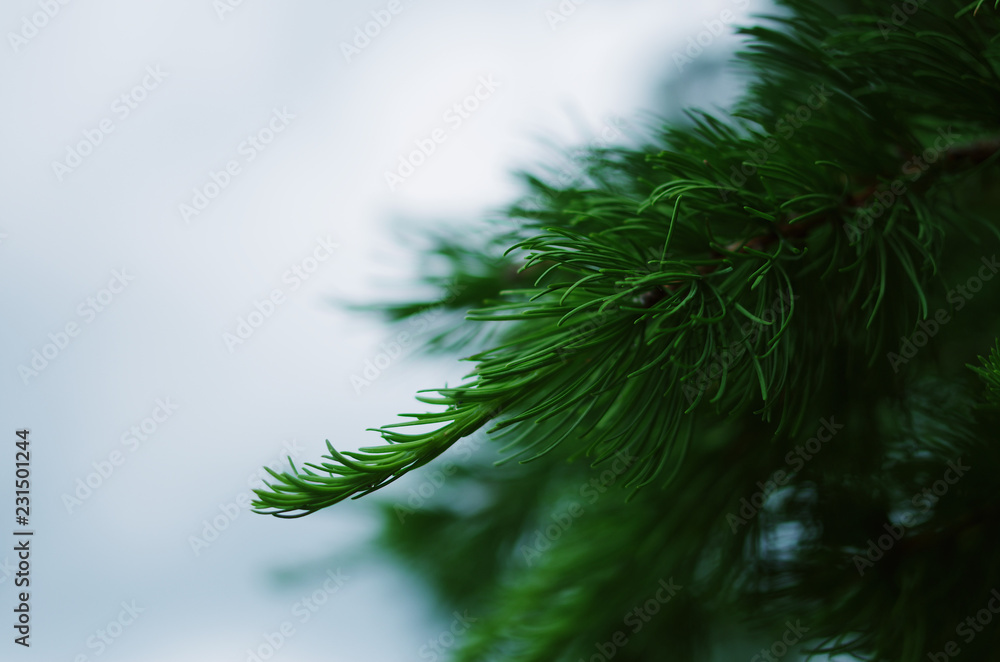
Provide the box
[0,1,754,660]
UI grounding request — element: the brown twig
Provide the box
[639,138,1000,307]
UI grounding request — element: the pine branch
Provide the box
[253,398,509,517]
[250,1,1000,660]
[255,0,1000,518]
[638,136,1000,306]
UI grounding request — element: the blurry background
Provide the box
[0,1,752,659]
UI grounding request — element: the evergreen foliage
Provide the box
[253,1,1000,659]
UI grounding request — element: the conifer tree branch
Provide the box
[254,3,1000,580]
[641,136,1000,307]
[253,2,1000,659]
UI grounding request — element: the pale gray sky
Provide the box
[0,1,751,660]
